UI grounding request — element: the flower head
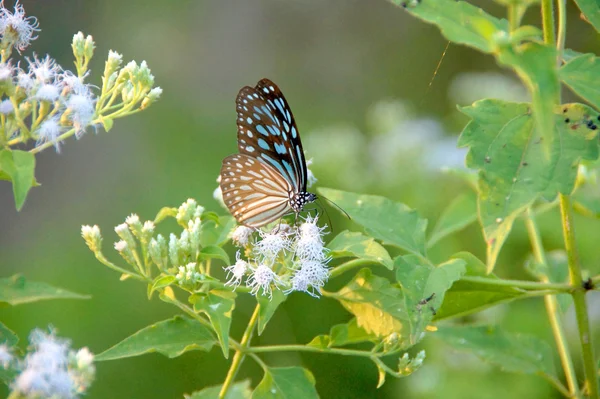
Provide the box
[231,225,253,247]
[26,54,60,84]
[289,259,329,297]
[0,1,40,52]
[80,224,102,253]
[247,263,282,298]
[254,230,291,261]
[66,92,95,138]
[0,98,13,114]
[0,344,13,369]
[175,262,202,285]
[0,62,13,81]
[59,70,93,96]
[295,215,328,261]
[35,82,60,101]
[36,116,63,152]
[224,251,248,288]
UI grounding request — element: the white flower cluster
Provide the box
[224,215,330,298]
[0,1,161,154]
[6,329,95,399]
[175,262,202,285]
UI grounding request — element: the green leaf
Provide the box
[148,275,176,299]
[0,274,89,306]
[434,252,526,320]
[200,216,236,247]
[328,230,393,269]
[435,325,557,378]
[252,367,319,399]
[571,0,600,33]
[525,250,571,312]
[100,116,114,132]
[442,167,478,190]
[389,0,508,53]
[560,54,600,110]
[306,335,330,349]
[154,206,177,223]
[257,289,287,335]
[329,318,375,347]
[191,290,236,357]
[199,245,231,265]
[0,149,36,210]
[95,316,216,361]
[458,100,599,272]
[318,188,427,256]
[427,192,477,248]
[396,255,466,334]
[185,380,252,399]
[335,268,416,347]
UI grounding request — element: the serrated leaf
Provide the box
[252,367,319,399]
[199,245,231,265]
[0,149,36,210]
[318,188,427,256]
[458,100,599,272]
[328,230,393,269]
[191,290,236,357]
[389,0,508,53]
[95,316,216,361]
[561,54,600,110]
[435,325,557,378]
[185,380,252,399]
[335,268,414,346]
[396,255,466,335]
[200,216,236,247]
[434,252,526,320]
[525,250,571,313]
[571,0,600,33]
[427,192,477,248]
[0,274,89,306]
[257,289,287,335]
[329,318,375,347]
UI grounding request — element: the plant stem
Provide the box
[556,0,566,63]
[247,344,399,359]
[329,259,377,278]
[541,0,556,44]
[559,194,598,398]
[458,276,572,292]
[219,304,260,399]
[525,209,580,398]
[508,5,520,32]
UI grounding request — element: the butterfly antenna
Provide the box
[419,40,450,107]
[313,199,334,233]
[318,194,351,220]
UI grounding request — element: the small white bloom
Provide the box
[125,214,140,226]
[289,259,329,297]
[81,225,102,252]
[114,240,127,252]
[254,231,290,261]
[175,262,201,284]
[142,220,155,235]
[74,348,93,369]
[0,344,13,368]
[295,215,328,261]
[0,98,13,114]
[224,251,248,288]
[36,116,63,152]
[147,86,162,101]
[66,93,96,138]
[35,83,60,101]
[247,264,282,298]
[0,1,40,52]
[27,54,60,83]
[231,225,253,247]
[16,67,33,91]
[0,62,13,81]
[59,70,93,96]
[176,198,200,225]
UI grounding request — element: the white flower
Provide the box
[125,214,140,227]
[289,259,329,297]
[59,70,92,96]
[254,231,290,261]
[66,93,95,137]
[27,54,60,84]
[175,262,201,284]
[80,224,102,252]
[224,252,248,288]
[0,1,40,52]
[142,220,155,235]
[247,264,282,298]
[0,344,13,369]
[36,116,63,152]
[0,62,13,80]
[114,240,127,252]
[231,225,253,247]
[35,83,60,101]
[16,67,33,91]
[0,98,13,114]
[74,348,93,370]
[295,215,328,261]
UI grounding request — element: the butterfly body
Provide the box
[220,79,316,228]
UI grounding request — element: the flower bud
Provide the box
[81,225,102,253]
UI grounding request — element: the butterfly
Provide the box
[220,78,317,228]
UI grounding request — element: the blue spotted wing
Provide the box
[235,78,307,193]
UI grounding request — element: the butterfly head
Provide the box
[290,192,317,213]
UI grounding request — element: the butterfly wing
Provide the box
[235,78,308,193]
[220,153,293,228]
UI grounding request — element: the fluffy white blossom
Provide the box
[36,116,63,151]
[254,231,291,261]
[175,262,201,285]
[0,62,13,80]
[289,259,329,297]
[224,252,248,288]
[0,1,40,52]
[295,215,328,261]
[26,54,60,84]
[0,98,13,114]
[35,82,60,101]
[247,264,282,298]
[66,92,95,137]
[0,344,13,369]
[231,225,253,247]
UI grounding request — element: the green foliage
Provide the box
[427,192,477,248]
[458,100,599,271]
[252,367,319,399]
[318,188,427,256]
[95,316,216,361]
[257,289,287,335]
[0,149,36,211]
[571,0,600,33]
[435,325,557,379]
[191,290,236,357]
[328,230,393,269]
[0,274,89,306]
[560,54,600,110]
[185,381,252,399]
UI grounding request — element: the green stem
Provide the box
[508,5,521,32]
[525,209,580,398]
[94,252,145,282]
[220,304,260,399]
[559,194,598,398]
[556,0,567,63]
[456,276,571,292]
[541,0,556,44]
[540,373,576,399]
[329,259,377,278]
[247,344,397,359]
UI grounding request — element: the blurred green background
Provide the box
[1,0,600,398]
